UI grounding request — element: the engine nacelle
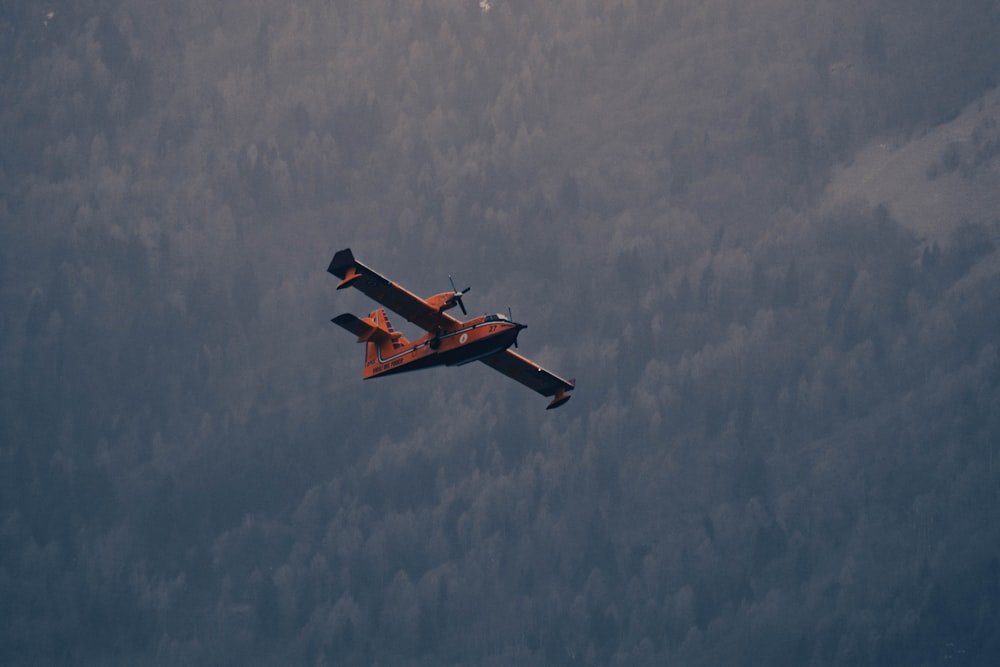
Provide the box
[427,291,465,313]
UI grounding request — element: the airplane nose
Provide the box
[510,323,526,349]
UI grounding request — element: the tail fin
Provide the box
[363,309,408,373]
[331,308,410,378]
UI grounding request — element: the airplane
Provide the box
[328,248,575,409]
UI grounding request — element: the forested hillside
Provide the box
[2,1,1000,664]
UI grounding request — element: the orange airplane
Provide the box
[328,248,575,409]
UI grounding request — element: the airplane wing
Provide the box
[480,350,576,409]
[328,248,460,333]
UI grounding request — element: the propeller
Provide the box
[508,306,518,348]
[448,275,470,315]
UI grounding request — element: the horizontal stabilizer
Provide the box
[331,313,374,340]
[331,312,406,345]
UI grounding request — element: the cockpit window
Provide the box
[484,313,509,323]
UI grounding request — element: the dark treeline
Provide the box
[2,1,1000,664]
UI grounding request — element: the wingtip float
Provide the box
[328,247,575,409]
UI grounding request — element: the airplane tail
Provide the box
[363,308,407,374]
[331,308,408,378]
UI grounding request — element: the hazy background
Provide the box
[3,1,1000,664]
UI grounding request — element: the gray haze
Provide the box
[3,1,1000,664]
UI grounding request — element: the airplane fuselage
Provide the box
[364,314,525,379]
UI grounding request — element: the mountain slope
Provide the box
[824,86,1000,242]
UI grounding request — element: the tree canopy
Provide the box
[3,1,1000,664]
